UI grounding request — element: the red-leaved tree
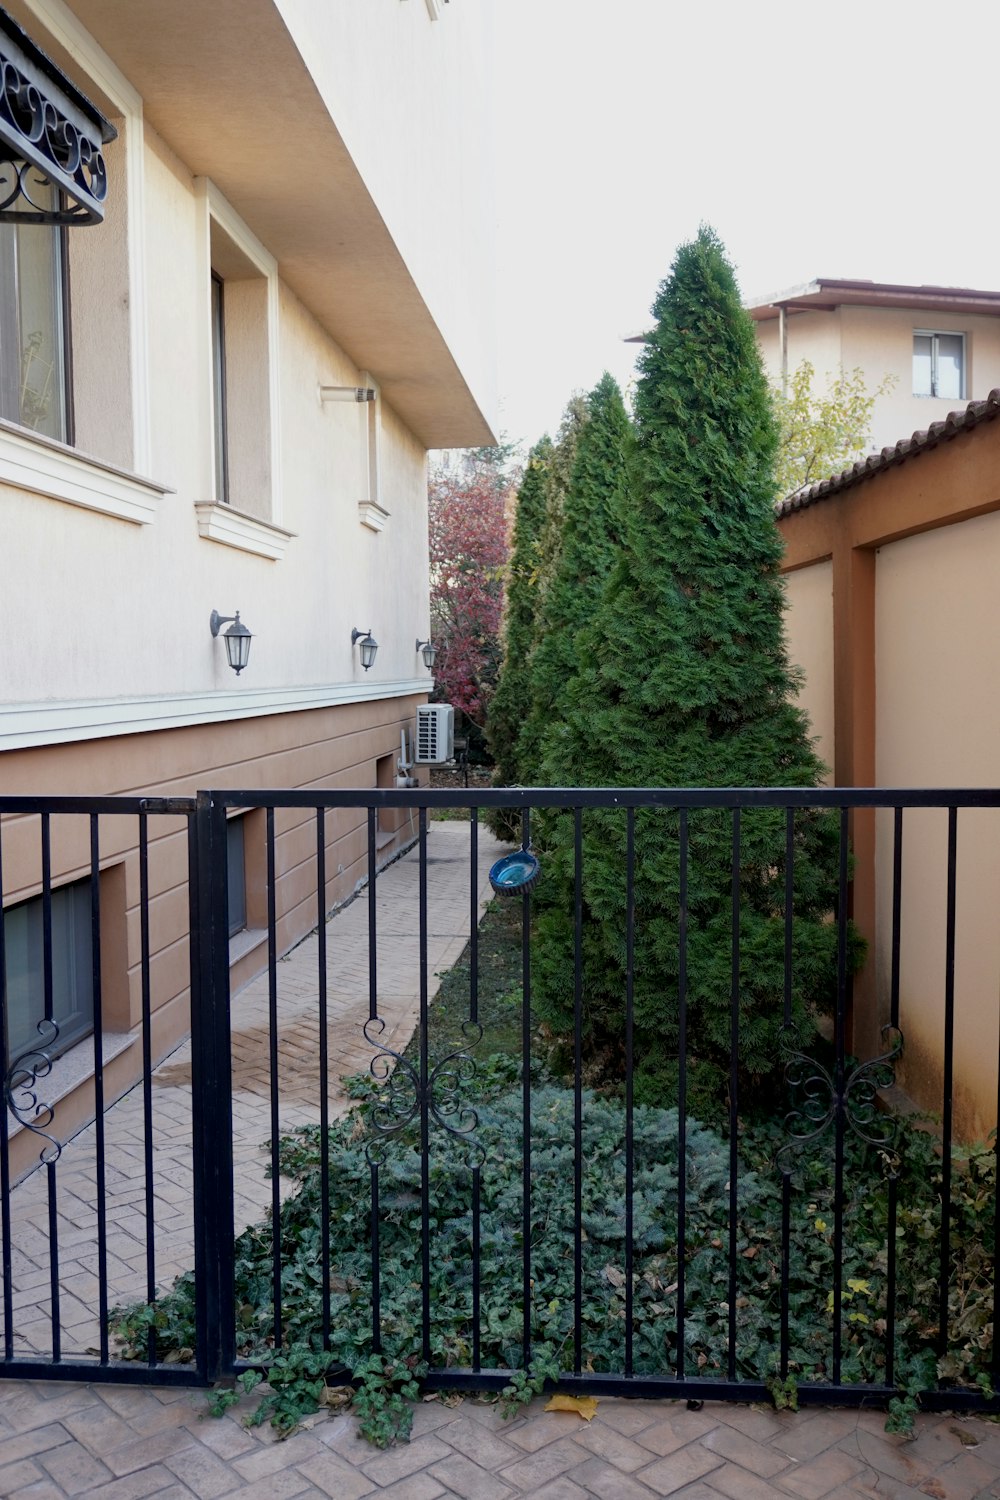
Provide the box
[428,447,516,729]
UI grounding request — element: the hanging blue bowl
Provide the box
[489,849,541,895]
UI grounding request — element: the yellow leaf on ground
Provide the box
[544,1394,599,1421]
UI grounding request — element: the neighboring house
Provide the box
[0,0,495,1157]
[747,277,1000,452]
[777,388,1000,1141]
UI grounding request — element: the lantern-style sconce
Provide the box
[415,638,436,670]
[352,627,378,671]
[210,609,252,675]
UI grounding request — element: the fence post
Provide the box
[188,790,236,1383]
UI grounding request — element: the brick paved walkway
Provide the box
[0,1379,998,1498]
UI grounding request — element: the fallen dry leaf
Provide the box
[544,1394,599,1421]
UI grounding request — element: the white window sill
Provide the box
[0,421,173,525]
[6,1030,136,1144]
[359,499,390,533]
[229,925,268,965]
[195,501,296,560]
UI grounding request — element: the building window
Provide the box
[913,331,965,400]
[0,185,71,442]
[227,816,247,938]
[210,271,229,503]
[3,879,93,1063]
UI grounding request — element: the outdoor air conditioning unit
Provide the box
[414,704,454,765]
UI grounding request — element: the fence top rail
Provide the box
[0,795,196,816]
[200,786,1000,812]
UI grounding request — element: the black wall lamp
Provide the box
[416,638,436,669]
[352,627,378,671]
[211,609,252,675]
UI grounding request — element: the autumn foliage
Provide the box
[428,451,515,728]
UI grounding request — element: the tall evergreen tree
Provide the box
[532,228,850,1112]
[486,437,553,809]
[523,374,631,779]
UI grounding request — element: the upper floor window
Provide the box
[0,185,71,442]
[913,331,964,401]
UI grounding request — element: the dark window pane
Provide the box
[3,881,93,1061]
[935,334,963,400]
[912,333,932,397]
[211,272,228,502]
[0,176,68,440]
[227,816,246,938]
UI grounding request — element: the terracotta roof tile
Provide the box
[775,388,1000,518]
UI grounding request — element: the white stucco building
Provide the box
[747,278,1000,453]
[0,0,496,1144]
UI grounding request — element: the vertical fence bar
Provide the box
[675,808,688,1379]
[624,810,636,1377]
[89,815,109,1362]
[189,793,236,1382]
[832,807,849,1385]
[419,807,432,1366]
[885,805,903,1388]
[470,807,481,1373]
[138,815,158,1364]
[727,808,740,1381]
[938,807,958,1362]
[0,818,12,1361]
[573,808,583,1376]
[40,813,60,1361]
[780,807,794,1382]
[367,803,381,1355]
[316,809,331,1353]
[266,808,282,1350]
[521,807,532,1372]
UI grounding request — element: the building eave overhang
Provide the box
[747,278,1000,324]
[36,0,493,447]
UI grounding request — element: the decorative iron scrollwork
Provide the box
[363,1015,485,1167]
[5,1018,62,1164]
[776,1023,903,1173]
[0,13,116,225]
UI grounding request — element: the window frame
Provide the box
[210,269,230,505]
[0,207,74,444]
[913,329,966,401]
[2,876,94,1064]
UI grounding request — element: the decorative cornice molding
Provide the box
[0,421,171,524]
[0,680,431,752]
[358,499,390,533]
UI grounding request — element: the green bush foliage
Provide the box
[530,228,852,1103]
[112,1065,995,1441]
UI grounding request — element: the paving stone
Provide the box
[6,1481,67,1500]
[230,1429,326,1481]
[634,1409,720,1458]
[520,1481,591,1500]
[591,1400,665,1437]
[841,1428,935,1487]
[371,1474,447,1500]
[428,1453,517,1499]
[0,1458,46,1492]
[704,1461,803,1500]
[711,1402,789,1442]
[38,1442,113,1497]
[573,1419,669,1473]
[777,1444,868,1498]
[433,1413,522,1469]
[359,1433,454,1486]
[162,1441,243,1498]
[634,1443,725,1496]
[499,1436,591,1491]
[774,1412,864,1461]
[506,1412,593,1453]
[700,1421,795,1478]
[81,1466,181,1499]
[0,1425,76,1468]
[567,1455,661,1499]
[102,1425,199,1478]
[293,1450,377,1499]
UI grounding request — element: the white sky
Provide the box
[490,0,1000,451]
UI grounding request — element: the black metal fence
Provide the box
[0,787,997,1415]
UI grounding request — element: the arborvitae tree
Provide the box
[486,436,553,808]
[532,228,852,1115]
[522,374,631,779]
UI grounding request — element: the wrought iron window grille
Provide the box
[0,7,116,225]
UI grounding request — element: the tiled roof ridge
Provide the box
[775,387,1000,517]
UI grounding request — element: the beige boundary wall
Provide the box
[783,561,835,782]
[2,697,428,1179]
[777,407,1000,1139]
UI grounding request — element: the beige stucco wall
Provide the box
[782,561,835,781]
[0,116,433,709]
[874,513,1000,1139]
